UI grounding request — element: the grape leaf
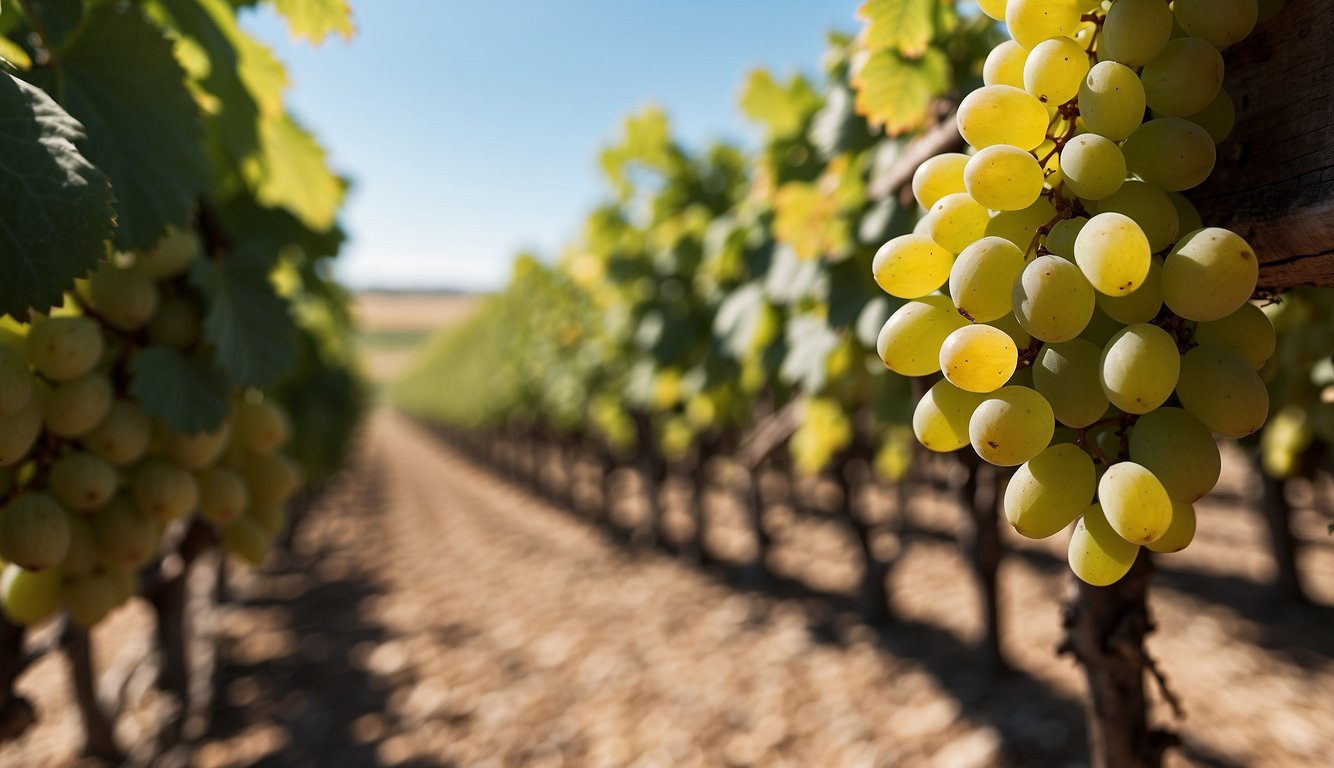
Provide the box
[32,1,207,251]
[0,73,114,317]
[782,314,841,392]
[738,69,822,139]
[190,245,297,388]
[859,0,934,57]
[271,0,354,44]
[713,282,765,359]
[852,48,950,135]
[129,346,231,433]
[243,113,343,232]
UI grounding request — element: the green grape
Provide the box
[49,452,118,511]
[0,397,43,466]
[956,85,1050,151]
[1174,89,1235,144]
[1075,212,1151,296]
[196,466,249,525]
[83,400,151,465]
[1005,443,1095,539]
[986,197,1058,250]
[989,307,1033,350]
[1012,254,1095,342]
[158,422,231,470]
[0,345,32,417]
[147,294,202,350]
[969,386,1055,467]
[1068,504,1140,586]
[983,39,1027,88]
[42,373,114,438]
[1023,36,1089,105]
[1122,118,1217,191]
[88,262,160,332]
[920,192,991,254]
[237,451,300,506]
[25,316,103,382]
[949,236,1026,322]
[1044,217,1085,260]
[1097,256,1163,325]
[1098,0,1173,67]
[134,226,201,279]
[1193,303,1275,370]
[1165,191,1204,234]
[1148,501,1196,553]
[233,401,290,453]
[1100,323,1180,414]
[1099,461,1172,544]
[0,565,62,626]
[1094,181,1180,253]
[92,496,159,568]
[60,515,99,577]
[964,145,1045,211]
[222,517,271,566]
[913,379,988,452]
[1034,340,1108,428]
[1141,37,1225,119]
[1174,0,1258,48]
[248,503,287,537]
[1078,61,1147,142]
[1177,344,1269,438]
[0,493,71,571]
[877,296,970,377]
[940,324,1018,394]
[1060,134,1126,201]
[1129,407,1221,502]
[1080,306,1126,348]
[132,457,200,521]
[1161,228,1259,322]
[104,565,136,606]
[63,572,117,628]
[872,234,954,299]
[977,0,1008,21]
[911,153,970,209]
[1006,0,1083,49]
[1261,406,1309,479]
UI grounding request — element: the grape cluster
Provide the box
[873,0,1274,585]
[0,230,301,629]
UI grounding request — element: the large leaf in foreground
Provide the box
[129,346,230,433]
[191,246,298,388]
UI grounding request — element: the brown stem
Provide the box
[0,617,36,745]
[62,623,123,762]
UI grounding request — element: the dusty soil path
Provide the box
[5,409,1333,767]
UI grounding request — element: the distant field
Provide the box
[353,291,481,382]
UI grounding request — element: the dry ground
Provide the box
[352,292,479,382]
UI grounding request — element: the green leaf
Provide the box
[852,48,950,136]
[190,246,297,388]
[29,0,83,48]
[129,346,230,433]
[33,1,207,251]
[738,69,822,139]
[270,0,354,44]
[0,73,114,317]
[242,113,343,231]
[782,314,840,392]
[860,0,934,57]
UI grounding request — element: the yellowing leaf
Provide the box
[860,0,934,57]
[852,48,950,135]
[244,114,343,231]
[738,69,822,138]
[271,0,355,44]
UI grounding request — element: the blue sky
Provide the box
[240,1,862,291]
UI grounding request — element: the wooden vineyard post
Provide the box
[1061,553,1179,768]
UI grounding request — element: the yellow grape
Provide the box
[158,422,231,470]
[42,374,114,438]
[1098,0,1173,68]
[1044,217,1085,261]
[25,316,103,382]
[135,227,201,279]
[1078,61,1147,143]
[132,458,200,521]
[956,85,1050,151]
[248,503,287,537]
[1147,501,1197,554]
[91,496,159,568]
[1099,462,1172,544]
[196,467,249,525]
[964,145,1045,211]
[1177,344,1269,438]
[1006,0,1083,49]
[949,236,1026,323]
[1005,443,1095,539]
[231,400,291,453]
[1023,36,1089,105]
[1093,181,1179,254]
[920,192,991,254]
[0,345,33,418]
[1060,134,1126,201]
[1069,504,1140,586]
[983,39,1027,88]
[969,386,1055,467]
[1012,254,1095,343]
[1129,407,1221,502]
[1141,37,1225,119]
[238,452,300,505]
[1074,212,1151,296]
[0,565,62,626]
[877,296,969,377]
[986,197,1058,250]
[49,452,118,512]
[83,400,152,466]
[940,324,1018,394]
[0,493,71,571]
[1165,191,1204,235]
[1193,303,1275,370]
[1033,340,1108,428]
[977,0,1008,21]
[1097,256,1162,326]
[222,517,271,566]
[911,153,970,209]
[1161,228,1259,322]
[0,397,42,466]
[1173,0,1258,48]
[872,234,954,299]
[88,262,160,332]
[913,379,988,452]
[60,516,99,577]
[1100,323,1180,414]
[1122,118,1217,192]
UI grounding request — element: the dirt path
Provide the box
[5,409,1333,767]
